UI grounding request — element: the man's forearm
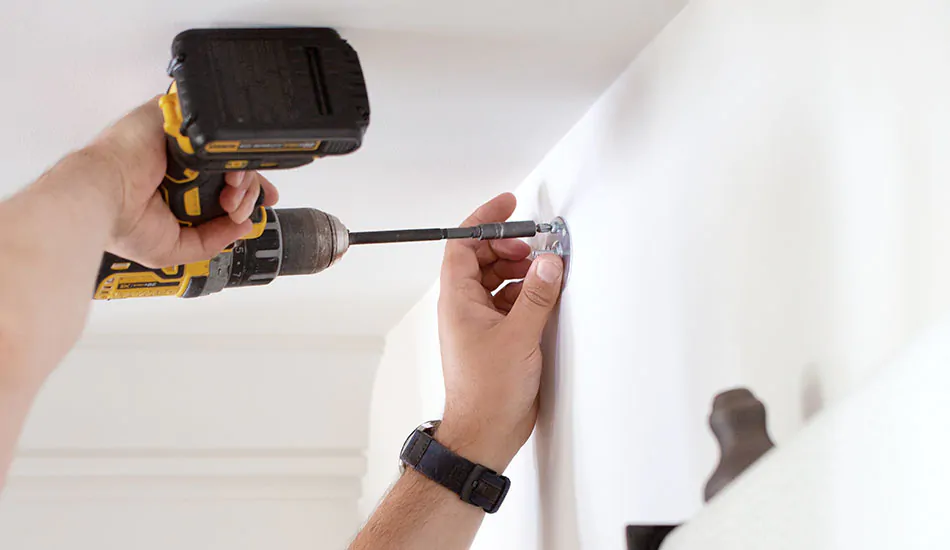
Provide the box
[354,192,560,548]
[0,375,43,489]
[0,148,120,485]
[351,420,518,550]
[351,470,485,550]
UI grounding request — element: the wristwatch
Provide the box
[399,420,511,514]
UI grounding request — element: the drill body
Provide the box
[94,27,369,300]
[95,208,350,300]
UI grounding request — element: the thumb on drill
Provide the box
[507,254,563,339]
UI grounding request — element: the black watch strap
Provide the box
[400,429,511,514]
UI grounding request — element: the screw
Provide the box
[530,241,564,260]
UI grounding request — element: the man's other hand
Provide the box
[85,98,280,268]
[437,193,564,472]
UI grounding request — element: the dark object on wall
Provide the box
[625,387,774,550]
[704,387,775,502]
[626,525,679,550]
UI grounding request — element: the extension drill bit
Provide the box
[348,221,553,246]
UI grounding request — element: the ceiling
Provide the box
[1,0,682,336]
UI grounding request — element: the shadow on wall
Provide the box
[532,181,583,550]
[800,363,825,423]
[535,299,584,550]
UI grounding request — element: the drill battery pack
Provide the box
[165,27,370,171]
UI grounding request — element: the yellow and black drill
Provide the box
[95,27,368,300]
[95,27,548,300]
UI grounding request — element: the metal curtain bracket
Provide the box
[530,216,571,287]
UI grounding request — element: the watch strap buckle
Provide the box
[460,464,510,514]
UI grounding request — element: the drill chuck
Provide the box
[192,207,350,296]
[223,208,349,293]
[274,208,350,276]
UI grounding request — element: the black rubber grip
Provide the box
[160,140,228,226]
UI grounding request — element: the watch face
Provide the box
[419,419,442,435]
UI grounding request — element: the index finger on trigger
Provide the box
[259,176,280,206]
[224,171,249,189]
[240,172,280,207]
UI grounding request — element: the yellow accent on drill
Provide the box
[93,259,213,300]
[206,141,240,153]
[225,160,249,169]
[159,82,195,155]
[175,260,211,297]
[165,168,199,184]
[206,140,321,153]
[95,270,181,300]
[183,187,202,216]
[242,207,269,240]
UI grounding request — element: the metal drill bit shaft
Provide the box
[348,221,550,246]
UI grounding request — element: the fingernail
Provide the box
[233,171,247,187]
[536,256,562,283]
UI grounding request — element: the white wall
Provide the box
[360,287,441,518]
[664,315,950,549]
[2,334,382,550]
[364,1,950,548]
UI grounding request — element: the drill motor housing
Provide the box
[96,208,348,300]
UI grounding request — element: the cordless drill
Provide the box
[95,27,550,300]
[94,27,370,299]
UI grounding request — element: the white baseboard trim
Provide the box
[6,449,366,501]
[74,333,385,354]
[12,449,365,477]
